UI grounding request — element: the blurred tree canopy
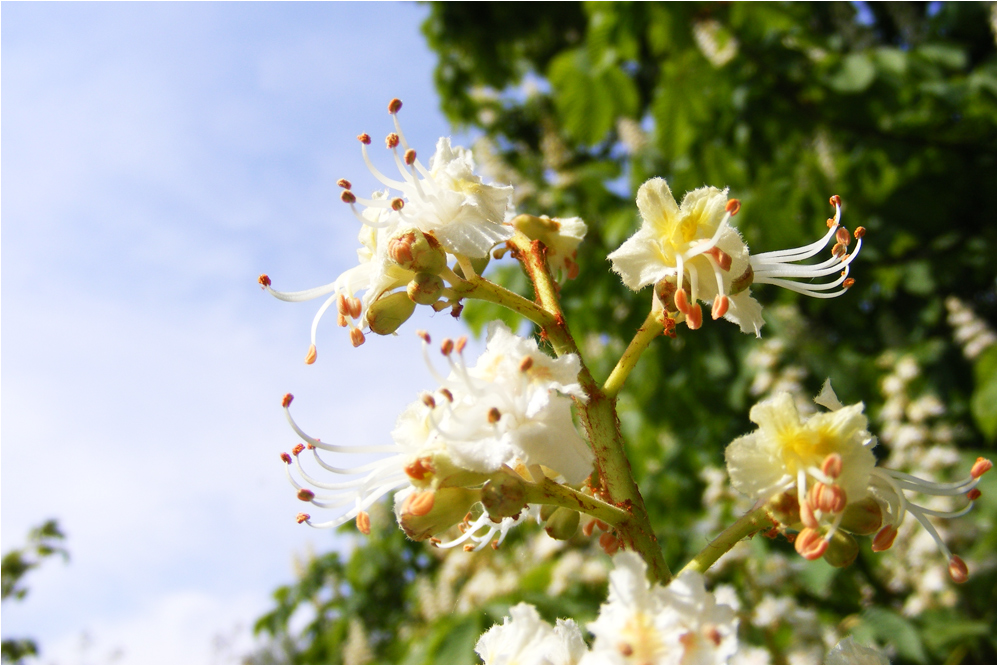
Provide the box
[252,3,995,663]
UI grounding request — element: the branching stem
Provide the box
[679,506,773,576]
[603,310,666,399]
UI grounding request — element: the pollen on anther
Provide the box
[967,488,982,501]
[948,555,969,583]
[440,338,454,355]
[386,133,400,149]
[404,149,416,165]
[357,133,371,145]
[725,199,741,216]
[854,226,866,239]
[350,328,366,347]
[292,443,305,456]
[297,489,315,501]
[421,393,436,409]
[463,544,475,552]
[356,511,371,535]
[488,407,502,424]
[296,513,310,524]
[832,243,847,257]
[336,178,352,189]
[280,452,292,464]
[843,278,856,288]
[391,197,405,211]
[258,274,271,287]
[305,344,317,365]
[282,393,294,408]
[341,190,357,204]
[826,218,836,229]
[835,227,851,246]
[830,194,842,207]
[388,98,402,114]
[971,457,993,479]
[491,539,499,550]
[519,356,534,372]
[416,329,431,344]
[455,336,467,354]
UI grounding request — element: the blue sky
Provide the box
[1,3,487,662]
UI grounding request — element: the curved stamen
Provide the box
[284,406,400,454]
[266,282,338,303]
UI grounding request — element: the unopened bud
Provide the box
[725,199,740,215]
[282,393,294,408]
[258,274,271,287]
[388,98,402,114]
[794,528,828,560]
[948,555,969,583]
[367,291,417,335]
[407,273,444,305]
[356,511,371,535]
[296,513,310,524]
[396,486,478,541]
[349,328,366,347]
[305,344,317,365]
[971,457,993,479]
[543,506,581,541]
[839,497,882,535]
[297,489,315,502]
[872,525,898,552]
[480,474,527,520]
[388,229,447,274]
[822,529,859,568]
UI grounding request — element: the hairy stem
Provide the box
[522,477,631,527]
[679,506,772,576]
[603,310,666,399]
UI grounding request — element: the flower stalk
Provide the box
[679,506,772,576]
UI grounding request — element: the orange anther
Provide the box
[463,544,475,552]
[440,338,454,355]
[582,519,596,537]
[836,227,851,246]
[599,532,620,555]
[386,133,400,149]
[416,329,431,344]
[292,443,304,456]
[280,452,292,464]
[872,525,898,552]
[687,303,703,330]
[595,520,609,532]
[967,488,982,501]
[403,490,435,517]
[971,457,993,479]
[340,190,357,204]
[830,194,842,207]
[854,226,866,239]
[821,453,843,479]
[674,287,691,315]
[799,499,820,529]
[488,407,501,424]
[439,388,454,402]
[948,555,969,583]
[336,293,350,316]
[703,626,722,646]
[349,328,366,347]
[391,197,405,211]
[282,393,294,408]
[808,482,847,514]
[356,511,371,535]
[336,178,352,189]
[826,218,836,229]
[404,458,432,481]
[455,336,467,354]
[296,513,310,524]
[297,489,315,501]
[357,133,371,145]
[305,344,317,365]
[258,274,271,287]
[346,297,362,319]
[519,356,534,372]
[421,393,436,409]
[711,294,729,320]
[832,243,847,257]
[725,199,741,216]
[491,540,499,550]
[388,98,402,114]
[843,278,855,288]
[705,246,733,271]
[337,314,348,328]
[794,528,828,560]
[404,149,416,165]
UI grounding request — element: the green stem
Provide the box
[441,265,555,330]
[522,477,631,527]
[603,311,665,400]
[679,506,772,576]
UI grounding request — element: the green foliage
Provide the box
[256,2,996,663]
[1,520,68,664]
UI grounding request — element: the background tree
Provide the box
[252,3,996,663]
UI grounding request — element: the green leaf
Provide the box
[828,53,876,93]
[860,607,927,664]
[971,345,997,441]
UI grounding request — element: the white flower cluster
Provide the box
[281,321,593,549]
[476,552,739,665]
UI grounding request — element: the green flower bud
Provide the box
[407,272,444,305]
[822,529,859,568]
[839,497,883,536]
[480,473,527,521]
[367,291,416,335]
[543,506,580,541]
[388,229,447,275]
[396,487,479,541]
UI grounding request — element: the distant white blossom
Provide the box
[476,603,588,665]
[825,637,890,665]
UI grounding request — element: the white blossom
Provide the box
[476,603,588,665]
[825,637,890,665]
